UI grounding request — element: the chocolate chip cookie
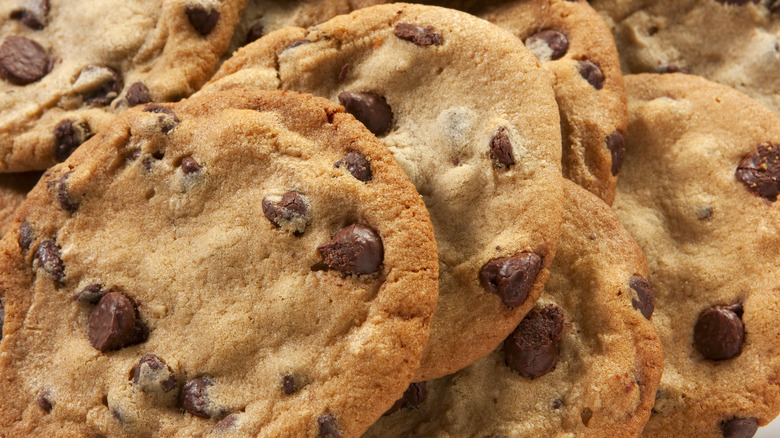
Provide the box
[0,88,439,437]
[364,180,663,438]
[0,171,40,236]
[201,3,565,381]
[0,0,248,172]
[613,73,780,437]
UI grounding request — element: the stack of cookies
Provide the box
[0,1,778,437]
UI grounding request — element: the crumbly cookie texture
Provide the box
[0,89,439,438]
[0,171,40,236]
[364,180,663,438]
[201,3,565,381]
[0,0,248,172]
[614,73,780,437]
[590,0,780,115]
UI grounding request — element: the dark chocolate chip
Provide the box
[384,382,427,415]
[525,30,569,62]
[694,304,744,360]
[282,374,297,395]
[317,224,384,275]
[186,7,220,36]
[262,191,309,235]
[126,82,151,107]
[10,0,49,30]
[338,63,350,82]
[181,157,201,174]
[286,39,312,50]
[74,65,123,106]
[51,172,78,214]
[770,0,780,13]
[489,126,515,168]
[74,283,105,304]
[214,413,239,432]
[578,60,604,90]
[735,143,780,202]
[394,23,443,46]
[35,240,64,283]
[334,151,372,182]
[318,413,341,438]
[143,103,179,133]
[504,305,565,378]
[606,131,625,176]
[479,253,542,308]
[88,292,148,352]
[246,22,264,45]
[0,299,4,340]
[552,399,563,409]
[715,0,754,4]
[18,220,32,253]
[721,417,758,438]
[132,354,177,393]
[181,376,214,418]
[54,119,92,162]
[337,92,393,136]
[0,36,50,85]
[37,390,52,412]
[581,407,593,426]
[629,275,655,319]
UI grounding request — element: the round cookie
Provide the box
[201,3,565,381]
[364,180,663,438]
[0,171,40,237]
[0,0,248,172]
[590,0,780,115]
[0,89,439,437]
[614,73,780,437]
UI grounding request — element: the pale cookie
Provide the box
[201,3,565,381]
[364,180,663,438]
[0,171,40,237]
[0,0,248,172]
[614,73,780,437]
[0,89,439,438]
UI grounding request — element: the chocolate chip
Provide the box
[658,64,689,74]
[715,0,753,4]
[186,7,220,36]
[73,65,123,106]
[143,103,179,133]
[721,417,758,438]
[525,30,569,62]
[578,60,604,90]
[35,240,64,283]
[606,131,625,176]
[132,354,177,393]
[384,382,427,415]
[51,172,78,214]
[88,292,148,352]
[54,119,92,162]
[334,151,372,182]
[74,283,105,304]
[489,126,515,168]
[286,39,311,50]
[10,0,50,30]
[317,224,384,275]
[126,82,151,107]
[552,399,563,409]
[581,407,593,426]
[180,376,215,418]
[629,275,655,319]
[181,157,201,174]
[770,0,780,14]
[735,143,780,201]
[504,305,564,378]
[262,191,309,235]
[694,304,744,360]
[214,413,239,432]
[246,22,264,45]
[37,390,52,412]
[338,63,350,82]
[318,413,341,438]
[282,374,297,395]
[18,220,32,253]
[479,253,542,308]
[0,299,4,340]
[337,92,393,136]
[0,36,50,85]
[394,23,443,46]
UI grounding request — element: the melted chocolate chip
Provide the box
[126,82,151,107]
[318,413,341,438]
[37,390,52,412]
[394,23,443,46]
[88,292,148,352]
[384,382,427,415]
[504,305,564,378]
[629,275,655,319]
[578,60,604,90]
[694,304,744,360]
[35,240,64,283]
[74,283,105,304]
[0,36,50,85]
[525,30,569,62]
[721,417,758,438]
[489,126,515,168]
[479,253,542,308]
[181,157,201,174]
[10,0,49,30]
[282,374,297,395]
[735,143,780,201]
[246,22,264,45]
[334,151,372,182]
[181,376,214,418]
[581,407,593,426]
[317,224,384,275]
[18,220,32,253]
[337,92,393,136]
[262,191,309,235]
[186,7,220,36]
[51,172,78,214]
[606,131,625,176]
[75,65,123,106]
[143,104,179,133]
[54,119,92,162]
[132,354,177,393]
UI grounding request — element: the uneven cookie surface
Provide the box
[202,3,564,380]
[614,74,780,437]
[365,180,663,438]
[0,89,439,437]
[0,171,40,237]
[0,0,247,172]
